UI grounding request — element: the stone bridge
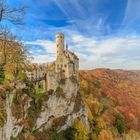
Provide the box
[27,74,47,92]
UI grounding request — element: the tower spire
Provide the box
[66,42,68,50]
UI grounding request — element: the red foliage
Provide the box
[80,69,140,130]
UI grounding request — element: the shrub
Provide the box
[49,131,67,140]
[93,80,101,89]
[63,127,75,140]
[0,107,7,127]
[0,64,5,84]
[18,73,27,82]
[23,85,36,99]
[98,130,114,140]
[32,129,67,140]
[73,118,89,140]
[27,98,43,128]
[12,93,19,105]
[80,80,89,93]
[100,105,108,116]
[114,114,125,134]
[93,125,101,136]
[55,87,63,97]
[12,91,23,119]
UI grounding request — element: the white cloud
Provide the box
[25,32,140,70]
[26,40,56,54]
[123,0,140,26]
[32,54,55,63]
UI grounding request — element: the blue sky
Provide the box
[5,0,140,69]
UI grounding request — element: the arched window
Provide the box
[65,64,67,68]
[61,64,63,67]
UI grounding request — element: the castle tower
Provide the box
[56,33,65,58]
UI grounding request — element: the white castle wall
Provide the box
[55,33,79,80]
[26,33,79,92]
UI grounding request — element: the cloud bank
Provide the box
[7,0,140,70]
[26,32,140,70]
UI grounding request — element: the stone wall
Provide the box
[47,71,58,91]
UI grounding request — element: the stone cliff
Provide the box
[0,77,89,140]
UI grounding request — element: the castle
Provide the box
[55,33,79,79]
[26,33,79,91]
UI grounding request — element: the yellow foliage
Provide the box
[96,117,106,129]
[73,118,89,140]
[85,104,94,121]
[123,130,140,140]
[85,97,103,117]
[98,130,114,140]
[91,132,98,140]
[80,80,89,91]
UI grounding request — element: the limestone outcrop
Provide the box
[0,77,88,140]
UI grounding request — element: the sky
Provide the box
[4,0,140,69]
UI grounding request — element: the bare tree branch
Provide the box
[0,0,26,25]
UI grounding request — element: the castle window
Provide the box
[57,65,59,68]
[65,64,67,68]
[61,64,63,67]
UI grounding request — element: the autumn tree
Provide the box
[114,114,125,135]
[0,63,4,83]
[0,26,16,65]
[0,27,30,81]
[0,0,28,82]
[98,130,114,140]
[73,118,89,140]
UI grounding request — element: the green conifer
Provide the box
[0,64,5,84]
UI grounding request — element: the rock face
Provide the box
[0,93,23,140]
[36,78,89,132]
[0,77,88,140]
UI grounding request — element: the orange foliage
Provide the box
[80,69,140,131]
[98,130,114,140]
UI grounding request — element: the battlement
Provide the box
[56,33,64,38]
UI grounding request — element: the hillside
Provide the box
[80,68,140,132]
[0,68,140,140]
